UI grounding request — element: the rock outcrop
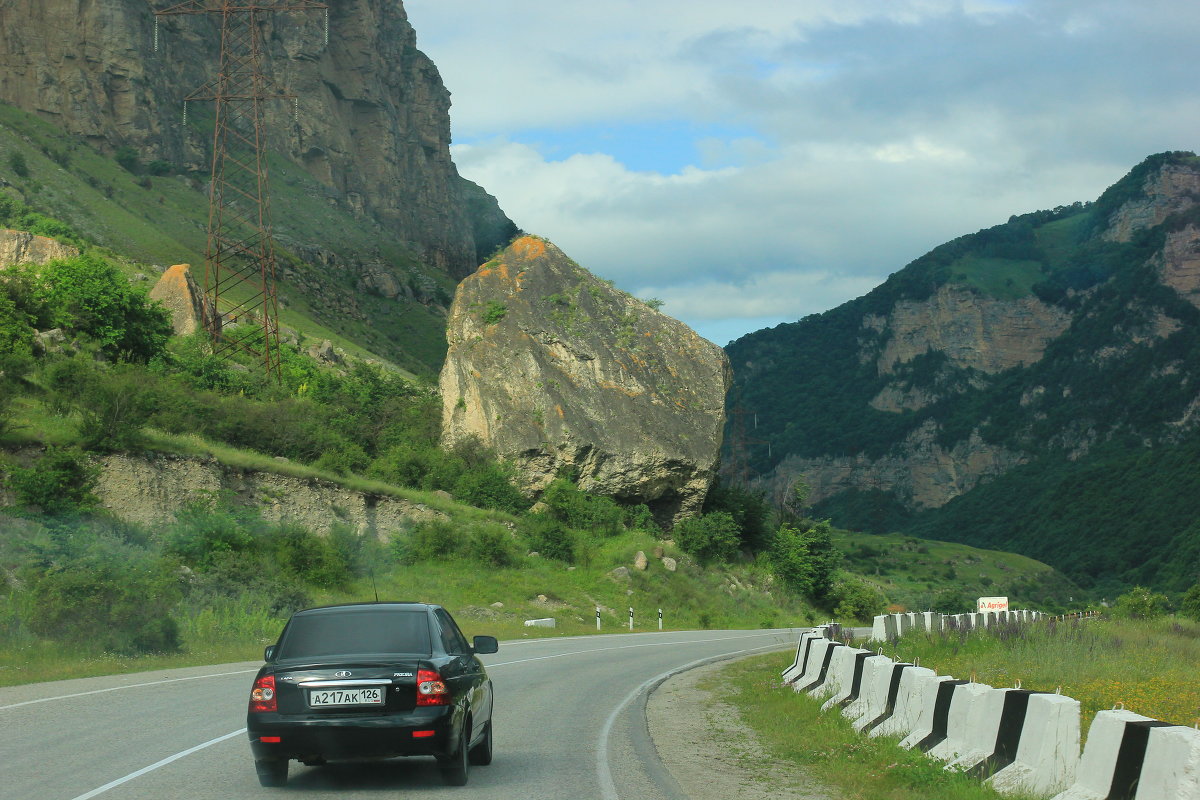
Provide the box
[0,0,513,279]
[0,229,77,267]
[148,263,215,336]
[439,236,731,525]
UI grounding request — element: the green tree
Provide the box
[38,254,172,362]
[769,521,842,600]
[827,576,887,621]
[703,479,772,552]
[1112,585,1169,619]
[1179,584,1200,622]
[5,447,99,514]
[674,511,740,563]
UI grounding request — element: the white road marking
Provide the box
[595,641,788,800]
[487,630,786,668]
[0,668,259,711]
[67,728,246,800]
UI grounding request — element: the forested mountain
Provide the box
[726,152,1200,596]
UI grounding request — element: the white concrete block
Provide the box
[793,639,842,694]
[841,655,894,723]
[821,648,872,709]
[910,681,993,759]
[921,611,943,633]
[988,692,1080,797]
[1052,709,1159,800]
[781,630,821,684]
[523,617,555,627]
[943,686,1012,769]
[1135,724,1200,800]
[853,660,913,733]
[870,667,951,740]
[897,613,913,637]
[815,646,865,703]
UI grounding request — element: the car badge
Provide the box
[334,670,352,678]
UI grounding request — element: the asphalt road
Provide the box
[0,628,800,800]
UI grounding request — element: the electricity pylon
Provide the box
[153,1,328,379]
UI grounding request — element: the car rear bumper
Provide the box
[248,706,456,761]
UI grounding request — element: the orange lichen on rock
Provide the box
[555,404,565,418]
[511,236,546,261]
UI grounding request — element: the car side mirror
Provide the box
[472,635,498,655]
[264,644,278,662]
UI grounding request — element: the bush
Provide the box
[540,478,622,535]
[467,523,519,567]
[396,519,464,564]
[769,521,842,600]
[29,557,181,654]
[1112,585,1170,620]
[74,365,160,452]
[452,464,528,514]
[163,501,259,569]
[262,522,351,590]
[5,447,98,514]
[115,146,140,173]
[7,151,28,178]
[827,576,887,622]
[519,514,576,562]
[146,160,174,176]
[674,511,740,563]
[311,439,370,476]
[1180,584,1200,622]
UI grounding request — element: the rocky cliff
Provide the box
[726,152,1200,535]
[439,236,731,525]
[0,0,513,281]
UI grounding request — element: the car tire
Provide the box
[439,721,470,786]
[468,720,493,766]
[255,758,288,787]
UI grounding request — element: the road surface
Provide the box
[1,628,800,800]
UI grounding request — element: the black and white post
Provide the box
[629,607,634,631]
[596,607,601,631]
[658,608,663,631]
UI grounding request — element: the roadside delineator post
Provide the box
[658,608,663,631]
[629,607,634,631]
[596,607,601,631]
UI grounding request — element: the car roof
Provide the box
[292,602,441,616]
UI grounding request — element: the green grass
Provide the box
[711,653,1038,800]
[947,255,1045,299]
[877,617,1200,735]
[833,530,1074,612]
[1035,212,1091,271]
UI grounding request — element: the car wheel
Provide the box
[439,721,470,786]
[255,758,288,787]
[468,720,493,766]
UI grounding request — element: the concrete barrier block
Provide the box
[781,630,821,684]
[869,667,951,739]
[793,640,843,694]
[841,655,894,722]
[870,614,897,642]
[853,660,913,733]
[901,681,991,756]
[1134,723,1200,799]
[1051,709,1164,800]
[897,613,913,637]
[815,646,865,703]
[986,692,1080,797]
[523,617,555,627]
[784,633,826,686]
[942,686,1014,769]
[920,612,942,633]
[821,648,872,710]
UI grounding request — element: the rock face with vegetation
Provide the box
[727,152,1200,593]
[147,264,214,336]
[440,236,731,525]
[0,229,77,266]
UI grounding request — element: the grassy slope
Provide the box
[833,530,1076,612]
[0,101,451,374]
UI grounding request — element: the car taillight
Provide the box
[249,674,277,713]
[416,669,449,706]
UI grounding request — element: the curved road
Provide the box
[0,628,799,800]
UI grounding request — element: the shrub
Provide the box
[5,447,98,514]
[467,523,519,567]
[7,151,29,178]
[262,522,351,590]
[674,511,740,563]
[396,519,464,564]
[163,500,260,568]
[827,576,887,622]
[74,365,160,452]
[769,521,842,600]
[1112,585,1170,620]
[146,160,174,176]
[114,146,140,173]
[622,503,658,533]
[1180,584,1200,622]
[452,463,528,514]
[540,478,623,535]
[519,514,576,562]
[311,439,370,476]
[28,557,181,654]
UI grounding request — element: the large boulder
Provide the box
[439,236,731,526]
[148,264,217,336]
[0,229,77,267]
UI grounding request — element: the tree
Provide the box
[1179,584,1200,622]
[827,576,887,621]
[1111,585,1169,620]
[769,520,842,600]
[703,479,772,552]
[674,512,740,563]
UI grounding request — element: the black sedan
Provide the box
[246,602,498,787]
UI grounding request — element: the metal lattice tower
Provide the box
[153,1,328,379]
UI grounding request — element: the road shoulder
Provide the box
[646,656,835,800]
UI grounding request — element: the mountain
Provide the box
[0,0,518,373]
[726,152,1200,595]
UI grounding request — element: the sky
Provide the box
[402,0,1200,346]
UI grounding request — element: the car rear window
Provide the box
[277,608,432,659]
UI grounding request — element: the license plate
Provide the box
[309,687,384,707]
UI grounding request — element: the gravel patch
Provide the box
[647,657,836,800]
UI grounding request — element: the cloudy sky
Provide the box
[403,0,1198,346]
